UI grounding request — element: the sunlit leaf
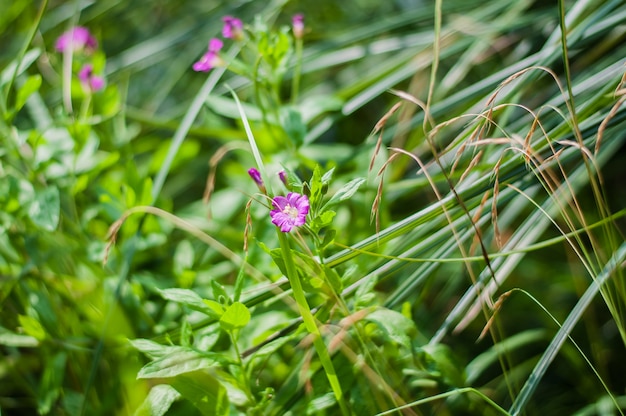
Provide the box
[219,302,251,332]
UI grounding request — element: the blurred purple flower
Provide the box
[278,170,288,187]
[55,26,97,53]
[248,168,266,193]
[292,14,304,39]
[222,16,243,40]
[192,38,224,72]
[270,192,309,232]
[78,64,104,92]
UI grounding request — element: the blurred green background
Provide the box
[1,0,625,414]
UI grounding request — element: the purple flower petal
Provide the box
[270,192,309,232]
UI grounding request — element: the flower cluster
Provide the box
[55,26,104,93]
[192,13,304,73]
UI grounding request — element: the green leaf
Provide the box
[203,299,225,318]
[363,307,417,350]
[28,186,60,231]
[173,240,195,276]
[0,326,39,347]
[211,280,230,305]
[321,167,335,185]
[281,107,306,146]
[38,352,67,415]
[134,385,181,416]
[311,210,336,233]
[15,74,42,112]
[0,48,41,86]
[299,95,344,124]
[249,334,295,362]
[219,302,251,332]
[18,315,46,340]
[322,178,366,210]
[158,288,219,318]
[137,348,225,379]
[129,338,181,360]
[170,370,229,416]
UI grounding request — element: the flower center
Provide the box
[282,204,299,219]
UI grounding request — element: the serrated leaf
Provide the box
[28,186,60,231]
[137,349,223,379]
[134,385,180,416]
[219,302,250,332]
[323,178,365,210]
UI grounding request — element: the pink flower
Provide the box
[78,64,104,92]
[192,38,224,72]
[292,14,304,39]
[55,26,97,53]
[222,16,243,40]
[270,192,309,232]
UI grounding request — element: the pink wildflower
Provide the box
[222,16,244,40]
[78,64,104,92]
[55,26,97,53]
[192,38,224,72]
[270,192,309,232]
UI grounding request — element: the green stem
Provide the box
[276,231,349,416]
[292,37,303,104]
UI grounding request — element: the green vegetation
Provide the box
[1,0,625,414]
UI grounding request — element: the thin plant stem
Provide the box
[292,37,303,104]
[276,231,350,416]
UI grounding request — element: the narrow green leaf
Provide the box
[129,338,181,360]
[137,349,224,379]
[158,288,219,318]
[0,48,41,86]
[322,178,366,210]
